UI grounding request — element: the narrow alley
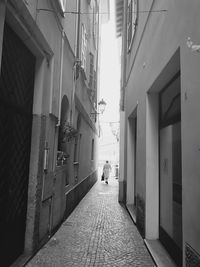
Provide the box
[1,0,200,266]
[25,176,155,267]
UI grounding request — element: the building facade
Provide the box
[116,0,200,266]
[0,0,109,265]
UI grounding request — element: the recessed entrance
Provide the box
[159,72,182,266]
[0,23,35,266]
[126,113,137,221]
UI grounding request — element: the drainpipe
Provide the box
[71,0,81,126]
[74,0,79,63]
[119,0,128,203]
[96,2,100,107]
[121,0,128,111]
[57,29,65,126]
[70,0,81,126]
[96,2,101,135]
[76,0,81,60]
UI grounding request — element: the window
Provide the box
[93,5,98,48]
[127,0,138,51]
[93,70,97,91]
[81,24,87,70]
[93,70,97,108]
[89,53,94,88]
[91,139,94,160]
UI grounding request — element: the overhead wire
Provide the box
[36,9,167,15]
[64,10,167,15]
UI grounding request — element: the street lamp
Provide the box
[98,98,107,114]
[91,98,107,117]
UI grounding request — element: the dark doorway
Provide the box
[0,23,35,266]
[159,72,182,266]
[126,115,137,222]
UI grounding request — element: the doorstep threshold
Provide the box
[10,252,32,267]
[144,239,177,267]
[126,204,136,224]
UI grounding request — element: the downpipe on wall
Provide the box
[56,29,65,127]
[71,0,81,128]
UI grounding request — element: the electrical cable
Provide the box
[64,10,167,15]
[36,9,167,15]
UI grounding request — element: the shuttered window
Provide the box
[91,139,94,160]
[81,24,87,70]
[89,53,94,88]
[93,5,98,49]
[127,0,137,51]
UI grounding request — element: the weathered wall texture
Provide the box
[120,0,200,265]
[0,0,102,265]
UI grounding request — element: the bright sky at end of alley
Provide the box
[99,0,120,165]
[99,0,120,124]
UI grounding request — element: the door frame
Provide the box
[145,48,181,245]
[158,72,182,266]
[0,0,54,257]
[127,111,137,206]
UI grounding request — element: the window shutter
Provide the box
[81,24,87,70]
[93,6,98,48]
[93,70,97,91]
[89,53,94,88]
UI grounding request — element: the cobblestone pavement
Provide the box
[26,176,155,267]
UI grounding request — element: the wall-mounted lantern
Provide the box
[91,98,107,118]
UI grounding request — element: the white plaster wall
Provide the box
[123,0,200,261]
[64,0,77,54]
[181,42,200,257]
[145,94,159,239]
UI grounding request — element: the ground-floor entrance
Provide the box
[159,72,182,266]
[126,114,137,222]
[0,23,35,266]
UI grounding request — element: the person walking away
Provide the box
[103,160,112,184]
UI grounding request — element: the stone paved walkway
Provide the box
[26,176,155,267]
